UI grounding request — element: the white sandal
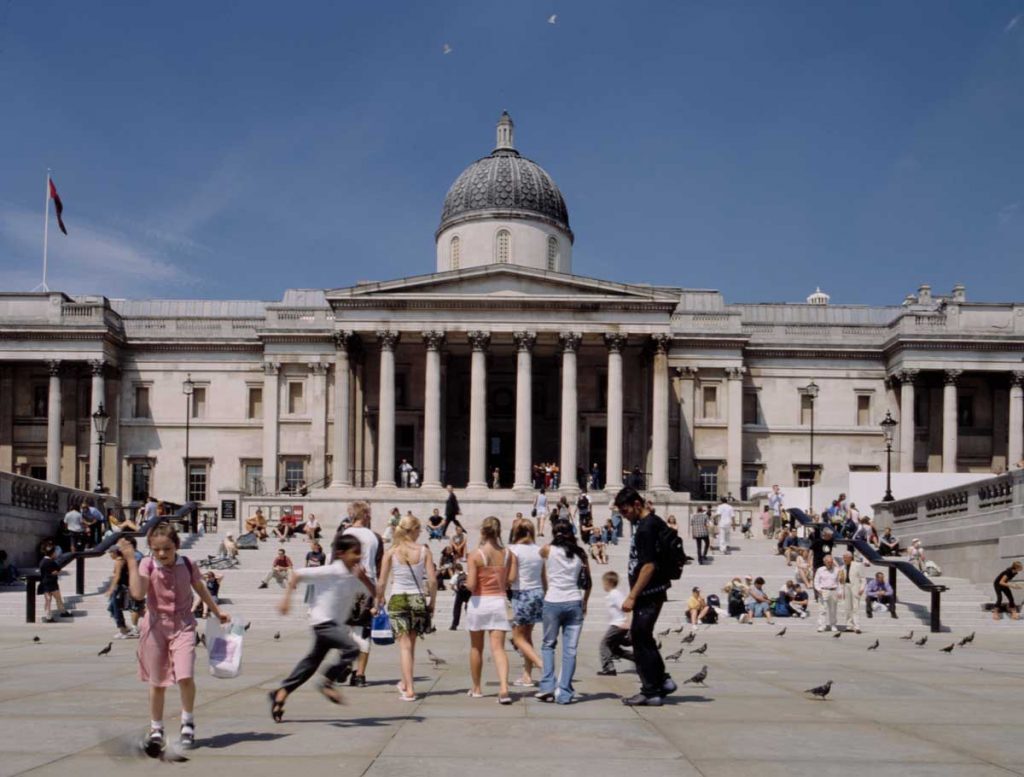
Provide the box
[466,690,483,698]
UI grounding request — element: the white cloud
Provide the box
[0,204,194,297]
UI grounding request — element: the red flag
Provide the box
[48,178,68,235]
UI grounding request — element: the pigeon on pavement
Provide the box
[900,630,914,640]
[867,639,880,651]
[97,642,112,657]
[665,648,684,662]
[805,680,833,699]
[684,665,708,685]
[690,643,707,655]
[776,627,787,637]
[915,636,928,647]
[939,643,955,653]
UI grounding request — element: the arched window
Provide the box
[496,229,511,264]
[547,236,558,271]
[450,235,460,270]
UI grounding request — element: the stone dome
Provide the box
[437,112,572,241]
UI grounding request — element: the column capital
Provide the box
[263,361,281,376]
[512,331,537,352]
[650,333,671,355]
[308,362,328,376]
[47,360,62,377]
[675,366,698,378]
[422,330,447,351]
[897,368,919,385]
[1012,371,1024,388]
[376,330,401,351]
[332,330,356,352]
[559,332,582,352]
[725,366,746,380]
[88,359,106,377]
[943,369,963,385]
[604,333,628,353]
[467,330,491,352]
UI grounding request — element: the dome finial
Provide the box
[495,111,515,152]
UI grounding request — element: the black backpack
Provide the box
[657,523,688,580]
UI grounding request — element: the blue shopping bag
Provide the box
[371,608,394,645]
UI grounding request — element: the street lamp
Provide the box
[804,381,819,513]
[182,374,194,505]
[91,402,109,494]
[881,410,898,502]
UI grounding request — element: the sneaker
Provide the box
[128,628,140,638]
[349,674,367,688]
[533,691,555,703]
[58,611,73,618]
[622,693,663,707]
[179,723,195,750]
[142,728,165,758]
[661,677,678,695]
[257,582,268,590]
[596,669,617,676]
[114,631,131,640]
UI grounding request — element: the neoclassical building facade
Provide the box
[1,114,1023,511]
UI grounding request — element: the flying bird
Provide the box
[32,636,40,643]
[914,636,928,647]
[681,631,696,644]
[805,680,833,699]
[964,631,975,644]
[939,643,955,654]
[899,631,914,641]
[548,14,558,24]
[97,642,112,657]
[273,631,281,640]
[657,628,670,637]
[690,643,707,655]
[427,649,447,667]
[832,631,842,639]
[684,665,708,685]
[867,639,880,651]
[665,648,684,662]
[442,43,453,55]
[776,627,787,637]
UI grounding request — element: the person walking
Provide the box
[597,571,634,674]
[442,485,465,536]
[614,487,675,707]
[376,514,437,701]
[508,518,545,688]
[268,533,376,721]
[688,507,710,565]
[465,517,517,704]
[714,497,734,555]
[533,488,549,537]
[535,520,591,704]
[841,551,866,634]
[342,500,383,688]
[814,554,842,632]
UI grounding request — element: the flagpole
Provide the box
[39,169,51,292]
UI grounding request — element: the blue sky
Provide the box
[1,1,1022,304]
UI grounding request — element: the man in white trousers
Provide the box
[814,554,841,632]
[841,551,866,634]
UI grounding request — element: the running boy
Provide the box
[597,571,634,676]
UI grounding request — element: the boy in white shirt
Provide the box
[267,533,375,721]
[597,571,634,676]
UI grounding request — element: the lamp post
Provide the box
[881,410,897,502]
[91,402,109,494]
[182,374,194,505]
[804,381,819,513]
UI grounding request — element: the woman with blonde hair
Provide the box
[465,516,518,704]
[377,514,437,701]
[508,518,545,687]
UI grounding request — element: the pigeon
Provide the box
[245,622,252,632]
[805,680,833,699]
[672,624,686,634]
[665,648,684,662]
[427,649,447,667]
[939,643,955,653]
[97,642,112,657]
[547,14,558,24]
[442,43,453,55]
[964,631,975,644]
[776,627,787,637]
[899,630,914,641]
[681,631,697,644]
[690,643,707,655]
[867,639,880,651]
[957,636,969,647]
[32,636,40,643]
[657,628,670,637]
[684,665,708,685]
[832,631,842,639]
[914,636,928,647]
[273,632,281,640]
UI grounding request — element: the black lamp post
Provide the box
[91,402,109,494]
[804,381,819,512]
[182,374,194,504]
[881,410,897,502]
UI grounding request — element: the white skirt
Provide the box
[465,595,511,632]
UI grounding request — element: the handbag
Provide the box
[371,608,395,645]
[206,618,244,679]
[405,549,434,635]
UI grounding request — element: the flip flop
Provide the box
[497,695,513,705]
[267,691,285,722]
[466,690,483,698]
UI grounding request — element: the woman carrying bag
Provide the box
[376,514,437,701]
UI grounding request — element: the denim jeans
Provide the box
[107,591,126,629]
[540,599,584,703]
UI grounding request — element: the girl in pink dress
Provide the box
[118,524,228,757]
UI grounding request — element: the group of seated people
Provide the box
[242,508,322,544]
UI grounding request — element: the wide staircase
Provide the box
[0,517,1009,636]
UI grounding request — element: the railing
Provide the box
[788,507,948,633]
[23,502,197,623]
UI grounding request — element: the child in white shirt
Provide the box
[597,571,634,675]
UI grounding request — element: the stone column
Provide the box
[513,331,537,489]
[604,334,627,490]
[46,360,62,484]
[467,330,490,489]
[376,330,400,487]
[0,367,12,473]
[726,366,745,498]
[262,362,281,493]
[1010,372,1024,469]
[942,370,962,473]
[422,331,446,488]
[650,335,671,490]
[898,369,918,472]
[308,362,328,486]
[559,332,582,492]
[677,366,698,491]
[89,360,105,491]
[331,332,354,487]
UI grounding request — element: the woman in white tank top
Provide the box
[508,518,545,687]
[377,514,436,701]
[536,519,592,704]
[533,488,549,537]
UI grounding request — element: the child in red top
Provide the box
[118,524,228,756]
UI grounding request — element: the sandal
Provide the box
[267,691,286,722]
[319,682,344,705]
[497,695,513,705]
[466,690,483,698]
[399,692,418,702]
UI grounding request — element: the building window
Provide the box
[131,461,152,502]
[134,386,151,419]
[496,229,511,263]
[957,395,975,428]
[284,459,305,491]
[856,394,871,426]
[547,236,558,271]
[800,394,813,425]
[741,467,762,499]
[247,386,263,419]
[702,386,718,419]
[32,385,48,418]
[187,463,207,502]
[849,464,881,473]
[796,467,819,488]
[191,386,206,419]
[698,464,719,501]
[288,381,305,414]
[242,461,263,494]
[450,236,460,270]
[742,392,759,425]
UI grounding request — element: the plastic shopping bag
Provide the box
[371,608,394,646]
[206,618,244,678]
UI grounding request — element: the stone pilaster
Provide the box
[513,331,537,489]
[422,331,446,488]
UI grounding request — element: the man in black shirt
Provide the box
[615,486,675,706]
[442,485,465,537]
[811,527,834,572]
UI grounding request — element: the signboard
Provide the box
[292,505,304,521]
[220,499,236,526]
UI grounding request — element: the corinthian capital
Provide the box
[89,360,106,377]
[897,368,919,385]
[512,331,537,352]
[604,333,628,354]
[1012,371,1024,388]
[422,330,446,351]
[944,369,963,386]
[332,330,355,352]
[725,366,746,380]
[376,330,400,351]
[467,331,491,352]
[559,332,582,353]
[47,360,61,377]
[650,334,671,355]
